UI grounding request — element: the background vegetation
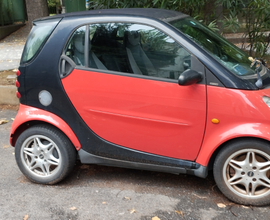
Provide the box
[88,0,270,60]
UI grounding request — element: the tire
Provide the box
[15,125,77,184]
[213,139,270,206]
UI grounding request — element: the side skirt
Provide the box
[78,149,208,178]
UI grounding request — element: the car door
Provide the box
[61,22,207,161]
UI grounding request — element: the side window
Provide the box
[65,23,191,80]
[65,26,86,66]
[124,24,191,79]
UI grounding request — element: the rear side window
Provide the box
[21,18,61,64]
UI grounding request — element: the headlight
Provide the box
[263,96,270,107]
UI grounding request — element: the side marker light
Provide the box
[211,118,220,124]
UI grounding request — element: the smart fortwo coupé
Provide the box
[10,8,270,206]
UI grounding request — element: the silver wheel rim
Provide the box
[20,135,62,178]
[223,148,270,199]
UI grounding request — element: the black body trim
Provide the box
[205,68,225,87]
[79,149,208,178]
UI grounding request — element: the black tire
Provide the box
[213,139,270,206]
[15,124,77,184]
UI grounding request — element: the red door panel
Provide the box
[61,69,206,160]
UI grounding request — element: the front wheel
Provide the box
[15,125,77,184]
[213,139,270,206]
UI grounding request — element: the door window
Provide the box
[65,26,86,66]
[65,23,191,80]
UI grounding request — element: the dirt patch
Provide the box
[0,104,19,111]
[0,70,17,86]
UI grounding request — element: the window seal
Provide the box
[84,25,89,67]
[75,66,179,84]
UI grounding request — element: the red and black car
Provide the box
[10,8,270,206]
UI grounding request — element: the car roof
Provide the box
[34,8,188,23]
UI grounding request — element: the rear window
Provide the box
[21,18,61,64]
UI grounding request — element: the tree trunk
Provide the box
[204,0,223,34]
[215,3,223,34]
[25,0,49,30]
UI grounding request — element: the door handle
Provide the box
[59,55,76,78]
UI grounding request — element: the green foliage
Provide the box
[47,0,60,8]
[207,20,219,33]
[223,15,240,33]
[89,0,270,59]
[221,0,270,58]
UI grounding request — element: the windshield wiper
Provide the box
[250,58,263,88]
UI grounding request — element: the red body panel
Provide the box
[10,104,81,150]
[61,69,207,160]
[196,86,270,166]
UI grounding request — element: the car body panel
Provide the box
[196,86,270,165]
[61,68,207,160]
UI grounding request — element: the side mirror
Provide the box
[178,69,203,86]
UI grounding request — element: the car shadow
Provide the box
[58,163,225,201]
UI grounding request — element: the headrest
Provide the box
[73,34,85,54]
[126,31,140,46]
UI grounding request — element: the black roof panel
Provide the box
[34,8,187,22]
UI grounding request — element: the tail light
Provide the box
[16,91,21,99]
[16,80,20,88]
[16,70,21,98]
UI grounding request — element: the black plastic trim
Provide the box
[75,66,178,83]
[78,149,208,178]
[205,68,225,87]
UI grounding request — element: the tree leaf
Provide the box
[175,210,184,216]
[23,214,29,220]
[0,119,8,125]
[152,216,161,220]
[69,206,77,210]
[129,208,136,214]
[217,203,226,208]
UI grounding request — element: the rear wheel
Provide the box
[213,139,270,206]
[15,125,76,184]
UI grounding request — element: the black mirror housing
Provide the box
[178,69,203,86]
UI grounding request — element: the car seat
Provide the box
[91,26,130,72]
[73,33,107,70]
[124,31,157,76]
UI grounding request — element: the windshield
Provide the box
[170,17,268,80]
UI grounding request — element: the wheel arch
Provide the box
[206,137,270,171]
[10,120,80,151]
[10,104,81,151]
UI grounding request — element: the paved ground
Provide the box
[1,108,270,219]
[0,25,28,71]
